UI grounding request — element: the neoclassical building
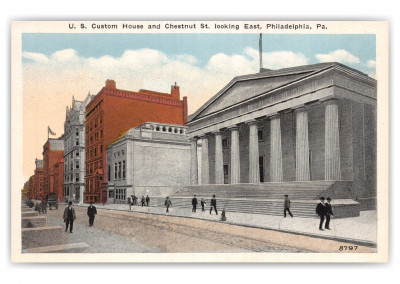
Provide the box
[107,122,190,203]
[187,63,377,205]
[63,94,94,203]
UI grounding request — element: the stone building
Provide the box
[187,62,376,213]
[42,138,64,201]
[63,94,94,203]
[85,80,188,203]
[106,122,190,204]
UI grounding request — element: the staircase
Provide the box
[142,181,357,218]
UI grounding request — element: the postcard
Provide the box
[11,20,388,262]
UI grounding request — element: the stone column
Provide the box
[189,138,198,185]
[200,136,210,185]
[324,99,341,180]
[229,125,240,184]
[248,120,260,183]
[214,131,224,184]
[270,114,283,182]
[295,106,310,181]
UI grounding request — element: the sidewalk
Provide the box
[76,203,377,246]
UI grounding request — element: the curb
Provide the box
[72,204,377,248]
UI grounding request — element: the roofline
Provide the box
[188,62,375,122]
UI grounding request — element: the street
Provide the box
[45,205,374,253]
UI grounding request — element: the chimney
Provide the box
[171,82,180,100]
[105,79,116,89]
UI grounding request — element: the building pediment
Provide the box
[189,62,375,123]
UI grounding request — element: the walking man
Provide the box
[141,196,145,207]
[165,196,172,213]
[87,202,97,226]
[316,197,327,231]
[146,195,150,207]
[210,195,218,215]
[192,195,198,212]
[283,195,293,218]
[201,198,206,212]
[63,201,76,233]
[325,197,334,230]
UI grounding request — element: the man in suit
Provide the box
[165,196,172,213]
[63,201,76,233]
[146,195,150,207]
[316,197,327,231]
[210,195,218,215]
[87,202,97,226]
[192,195,198,212]
[283,195,293,218]
[200,198,206,212]
[325,197,334,230]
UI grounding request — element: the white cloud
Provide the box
[22,51,49,63]
[315,49,360,64]
[366,60,376,68]
[244,47,308,69]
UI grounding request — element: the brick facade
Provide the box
[85,80,188,203]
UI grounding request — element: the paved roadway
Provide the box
[45,205,374,253]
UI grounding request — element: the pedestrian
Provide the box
[210,195,218,215]
[220,208,226,221]
[141,196,145,207]
[132,194,137,205]
[87,202,97,226]
[146,195,150,207]
[201,198,206,212]
[165,196,172,213]
[63,201,76,233]
[325,197,334,230]
[283,195,293,218]
[316,197,327,231]
[192,195,198,212]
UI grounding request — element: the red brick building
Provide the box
[27,175,34,199]
[53,157,64,201]
[42,139,64,201]
[33,159,44,200]
[85,80,188,203]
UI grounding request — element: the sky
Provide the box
[22,33,376,179]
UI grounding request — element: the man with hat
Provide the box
[316,197,327,231]
[87,202,97,226]
[325,197,334,230]
[63,201,76,233]
[283,195,293,218]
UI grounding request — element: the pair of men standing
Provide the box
[316,197,334,231]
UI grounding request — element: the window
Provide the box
[108,165,111,181]
[224,164,229,176]
[258,130,264,142]
[76,152,79,157]
[76,164,79,169]
[100,130,103,138]
[114,163,117,179]
[118,162,122,179]
[76,131,79,136]
[122,160,126,179]
[100,145,103,154]
[222,138,228,148]
[109,190,114,198]
[94,147,97,157]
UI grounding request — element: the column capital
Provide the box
[268,112,281,120]
[227,124,240,131]
[245,119,258,126]
[292,104,308,113]
[321,97,340,106]
[212,130,222,136]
